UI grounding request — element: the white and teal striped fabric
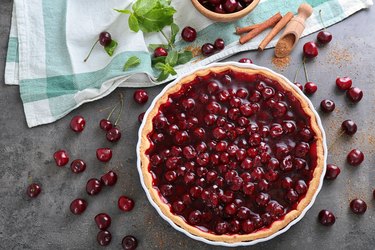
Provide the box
[5,0,373,127]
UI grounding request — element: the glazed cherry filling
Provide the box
[146,70,317,235]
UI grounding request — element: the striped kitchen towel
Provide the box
[5,0,373,127]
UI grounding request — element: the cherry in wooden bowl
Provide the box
[191,0,260,22]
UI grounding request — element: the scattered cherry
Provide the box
[318,210,335,226]
[346,87,363,103]
[26,183,41,198]
[118,196,135,212]
[304,82,317,94]
[97,230,112,246]
[325,164,340,180]
[101,171,118,186]
[238,58,253,64]
[96,148,112,162]
[336,77,352,90]
[214,38,225,50]
[341,120,357,135]
[294,82,303,91]
[317,31,332,44]
[100,119,113,131]
[181,26,197,42]
[122,235,138,250]
[138,112,145,124]
[154,47,168,58]
[70,159,86,173]
[133,90,149,104]
[70,115,86,133]
[303,42,319,58]
[86,178,102,195]
[95,213,112,230]
[54,150,69,167]
[350,198,367,214]
[99,32,112,47]
[106,127,122,142]
[347,149,364,166]
[201,43,215,56]
[320,99,335,113]
[70,198,87,215]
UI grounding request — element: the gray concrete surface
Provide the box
[1,0,374,249]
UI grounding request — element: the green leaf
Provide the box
[151,56,166,65]
[177,51,193,65]
[154,62,166,71]
[104,40,118,57]
[159,0,172,6]
[132,0,157,16]
[157,70,169,81]
[148,44,169,51]
[128,13,140,32]
[136,6,176,33]
[170,23,179,44]
[165,50,178,66]
[124,56,141,70]
[114,9,132,14]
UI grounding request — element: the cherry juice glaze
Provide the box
[146,70,318,235]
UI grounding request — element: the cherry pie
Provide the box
[139,65,324,243]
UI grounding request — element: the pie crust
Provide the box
[139,65,324,243]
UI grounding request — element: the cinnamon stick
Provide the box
[258,12,294,51]
[235,24,261,35]
[239,12,282,45]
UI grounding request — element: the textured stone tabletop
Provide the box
[0,1,374,249]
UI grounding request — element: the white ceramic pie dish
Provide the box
[136,61,327,247]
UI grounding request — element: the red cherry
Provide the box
[325,164,340,180]
[70,198,87,215]
[101,171,118,186]
[122,235,138,250]
[238,58,253,64]
[133,90,149,104]
[336,76,352,90]
[346,87,363,103]
[26,183,41,198]
[95,213,112,230]
[100,119,113,131]
[318,210,335,226]
[70,115,86,132]
[96,148,112,162]
[154,47,168,57]
[70,159,86,173]
[138,112,145,123]
[99,32,112,47]
[350,198,367,214]
[347,149,364,166]
[223,0,239,13]
[341,120,357,135]
[214,38,225,50]
[53,150,69,167]
[86,178,102,195]
[97,230,112,246]
[320,99,335,113]
[317,31,332,44]
[181,26,197,42]
[118,196,135,212]
[106,127,121,142]
[201,43,215,56]
[294,82,303,91]
[304,82,318,94]
[303,41,319,58]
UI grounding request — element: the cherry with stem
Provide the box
[106,93,124,142]
[302,58,317,95]
[317,10,333,44]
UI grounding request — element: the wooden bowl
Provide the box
[191,0,260,22]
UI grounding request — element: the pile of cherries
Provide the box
[25,90,154,249]
[198,0,254,14]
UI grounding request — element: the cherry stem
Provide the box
[106,103,120,120]
[302,57,309,82]
[328,129,346,152]
[319,10,327,30]
[84,39,99,62]
[114,93,124,126]
[293,61,303,83]
[160,30,175,49]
